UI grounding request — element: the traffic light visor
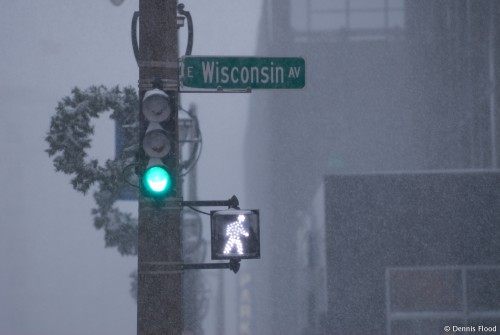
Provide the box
[143,89,171,122]
[143,123,171,157]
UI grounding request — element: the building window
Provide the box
[386,266,500,335]
[291,0,404,39]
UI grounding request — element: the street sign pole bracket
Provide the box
[178,87,252,94]
[138,78,179,91]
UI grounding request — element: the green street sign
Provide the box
[181,56,305,90]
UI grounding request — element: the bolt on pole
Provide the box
[137,1,182,335]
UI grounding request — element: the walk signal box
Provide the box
[210,209,260,260]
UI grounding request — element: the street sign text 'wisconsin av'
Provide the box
[181,56,305,90]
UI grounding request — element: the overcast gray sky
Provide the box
[0,1,261,334]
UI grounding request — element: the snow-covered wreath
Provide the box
[46,85,139,256]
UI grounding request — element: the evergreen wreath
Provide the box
[46,85,139,256]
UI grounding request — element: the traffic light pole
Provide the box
[137,1,182,334]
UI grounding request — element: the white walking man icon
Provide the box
[223,215,250,255]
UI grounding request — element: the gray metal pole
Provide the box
[187,105,198,201]
[137,1,183,335]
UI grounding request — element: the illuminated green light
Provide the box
[143,166,172,195]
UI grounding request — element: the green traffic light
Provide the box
[142,165,172,195]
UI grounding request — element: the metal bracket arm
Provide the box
[183,259,241,274]
[181,195,239,209]
[140,259,241,274]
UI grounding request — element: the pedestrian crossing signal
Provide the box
[210,209,260,260]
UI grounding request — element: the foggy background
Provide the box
[3,1,500,335]
[244,1,500,335]
[0,1,261,334]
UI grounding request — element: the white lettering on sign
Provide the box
[289,67,301,78]
[201,61,285,85]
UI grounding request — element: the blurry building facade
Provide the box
[244,1,500,334]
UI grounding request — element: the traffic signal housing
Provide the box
[140,88,178,198]
[210,209,260,260]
